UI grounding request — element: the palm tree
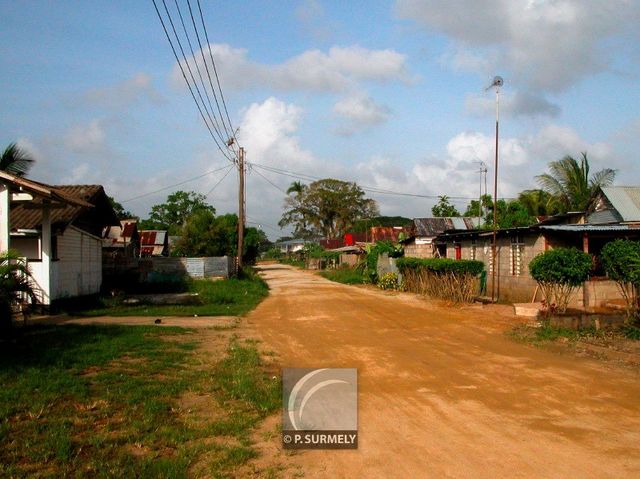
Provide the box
[286,181,305,195]
[536,152,616,212]
[517,189,561,217]
[0,143,35,177]
[0,250,36,335]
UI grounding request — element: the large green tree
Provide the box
[0,143,35,177]
[279,179,379,239]
[172,211,263,263]
[139,191,215,235]
[536,152,616,212]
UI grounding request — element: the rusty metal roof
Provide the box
[140,230,167,246]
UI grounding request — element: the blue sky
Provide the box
[1,1,639,239]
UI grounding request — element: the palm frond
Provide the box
[0,143,35,177]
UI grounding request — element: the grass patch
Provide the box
[0,324,198,478]
[319,268,365,285]
[61,275,269,317]
[0,324,282,478]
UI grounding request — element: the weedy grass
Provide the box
[0,324,281,478]
[319,268,365,285]
[65,276,269,317]
[509,322,614,344]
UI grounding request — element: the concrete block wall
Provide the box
[404,242,434,258]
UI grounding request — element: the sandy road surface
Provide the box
[246,264,640,479]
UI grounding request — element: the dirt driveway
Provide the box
[247,264,640,479]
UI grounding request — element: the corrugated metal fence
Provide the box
[104,256,236,280]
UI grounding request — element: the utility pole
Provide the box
[237,147,245,269]
[487,76,503,303]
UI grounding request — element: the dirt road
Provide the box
[247,264,640,478]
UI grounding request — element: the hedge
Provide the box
[396,257,484,302]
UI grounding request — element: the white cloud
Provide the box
[83,72,162,109]
[64,119,108,155]
[397,0,640,92]
[333,93,391,135]
[171,44,412,93]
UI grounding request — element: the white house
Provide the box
[0,172,119,307]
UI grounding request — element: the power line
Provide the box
[250,163,484,201]
[195,0,237,147]
[205,164,234,197]
[172,0,228,146]
[187,0,233,146]
[121,164,231,203]
[161,0,229,149]
[250,166,287,194]
[151,0,235,163]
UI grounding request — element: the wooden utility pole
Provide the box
[237,147,245,269]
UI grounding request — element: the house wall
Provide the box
[26,226,103,303]
[339,254,359,267]
[404,238,435,258]
[53,226,103,299]
[449,234,623,308]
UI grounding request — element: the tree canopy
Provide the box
[279,179,379,239]
[536,152,616,212]
[172,211,266,263]
[431,195,460,217]
[139,191,215,235]
[108,196,137,221]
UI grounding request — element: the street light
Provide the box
[486,75,503,302]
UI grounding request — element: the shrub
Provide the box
[601,239,640,320]
[396,257,483,302]
[378,272,400,291]
[361,241,403,283]
[529,248,592,313]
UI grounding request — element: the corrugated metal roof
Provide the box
[412,217,479,237]
[140,230,167,246]
[540,225,640,232]
[601,186,640,222]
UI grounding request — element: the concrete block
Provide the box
[513,302,543,318]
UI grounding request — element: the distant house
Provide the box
[139,230,169,257]
[1,172,119,306]
[102,220,139,258]
[438,190,640,307]
[277,239,309,254]
[402,217,481,258]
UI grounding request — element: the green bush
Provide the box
[529,248,592,313]
[396,257,483,302]
[601,239,640,320]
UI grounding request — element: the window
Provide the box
[470,240,477,260]
[510,235,524,276]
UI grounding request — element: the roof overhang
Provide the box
[0,171,92,208]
